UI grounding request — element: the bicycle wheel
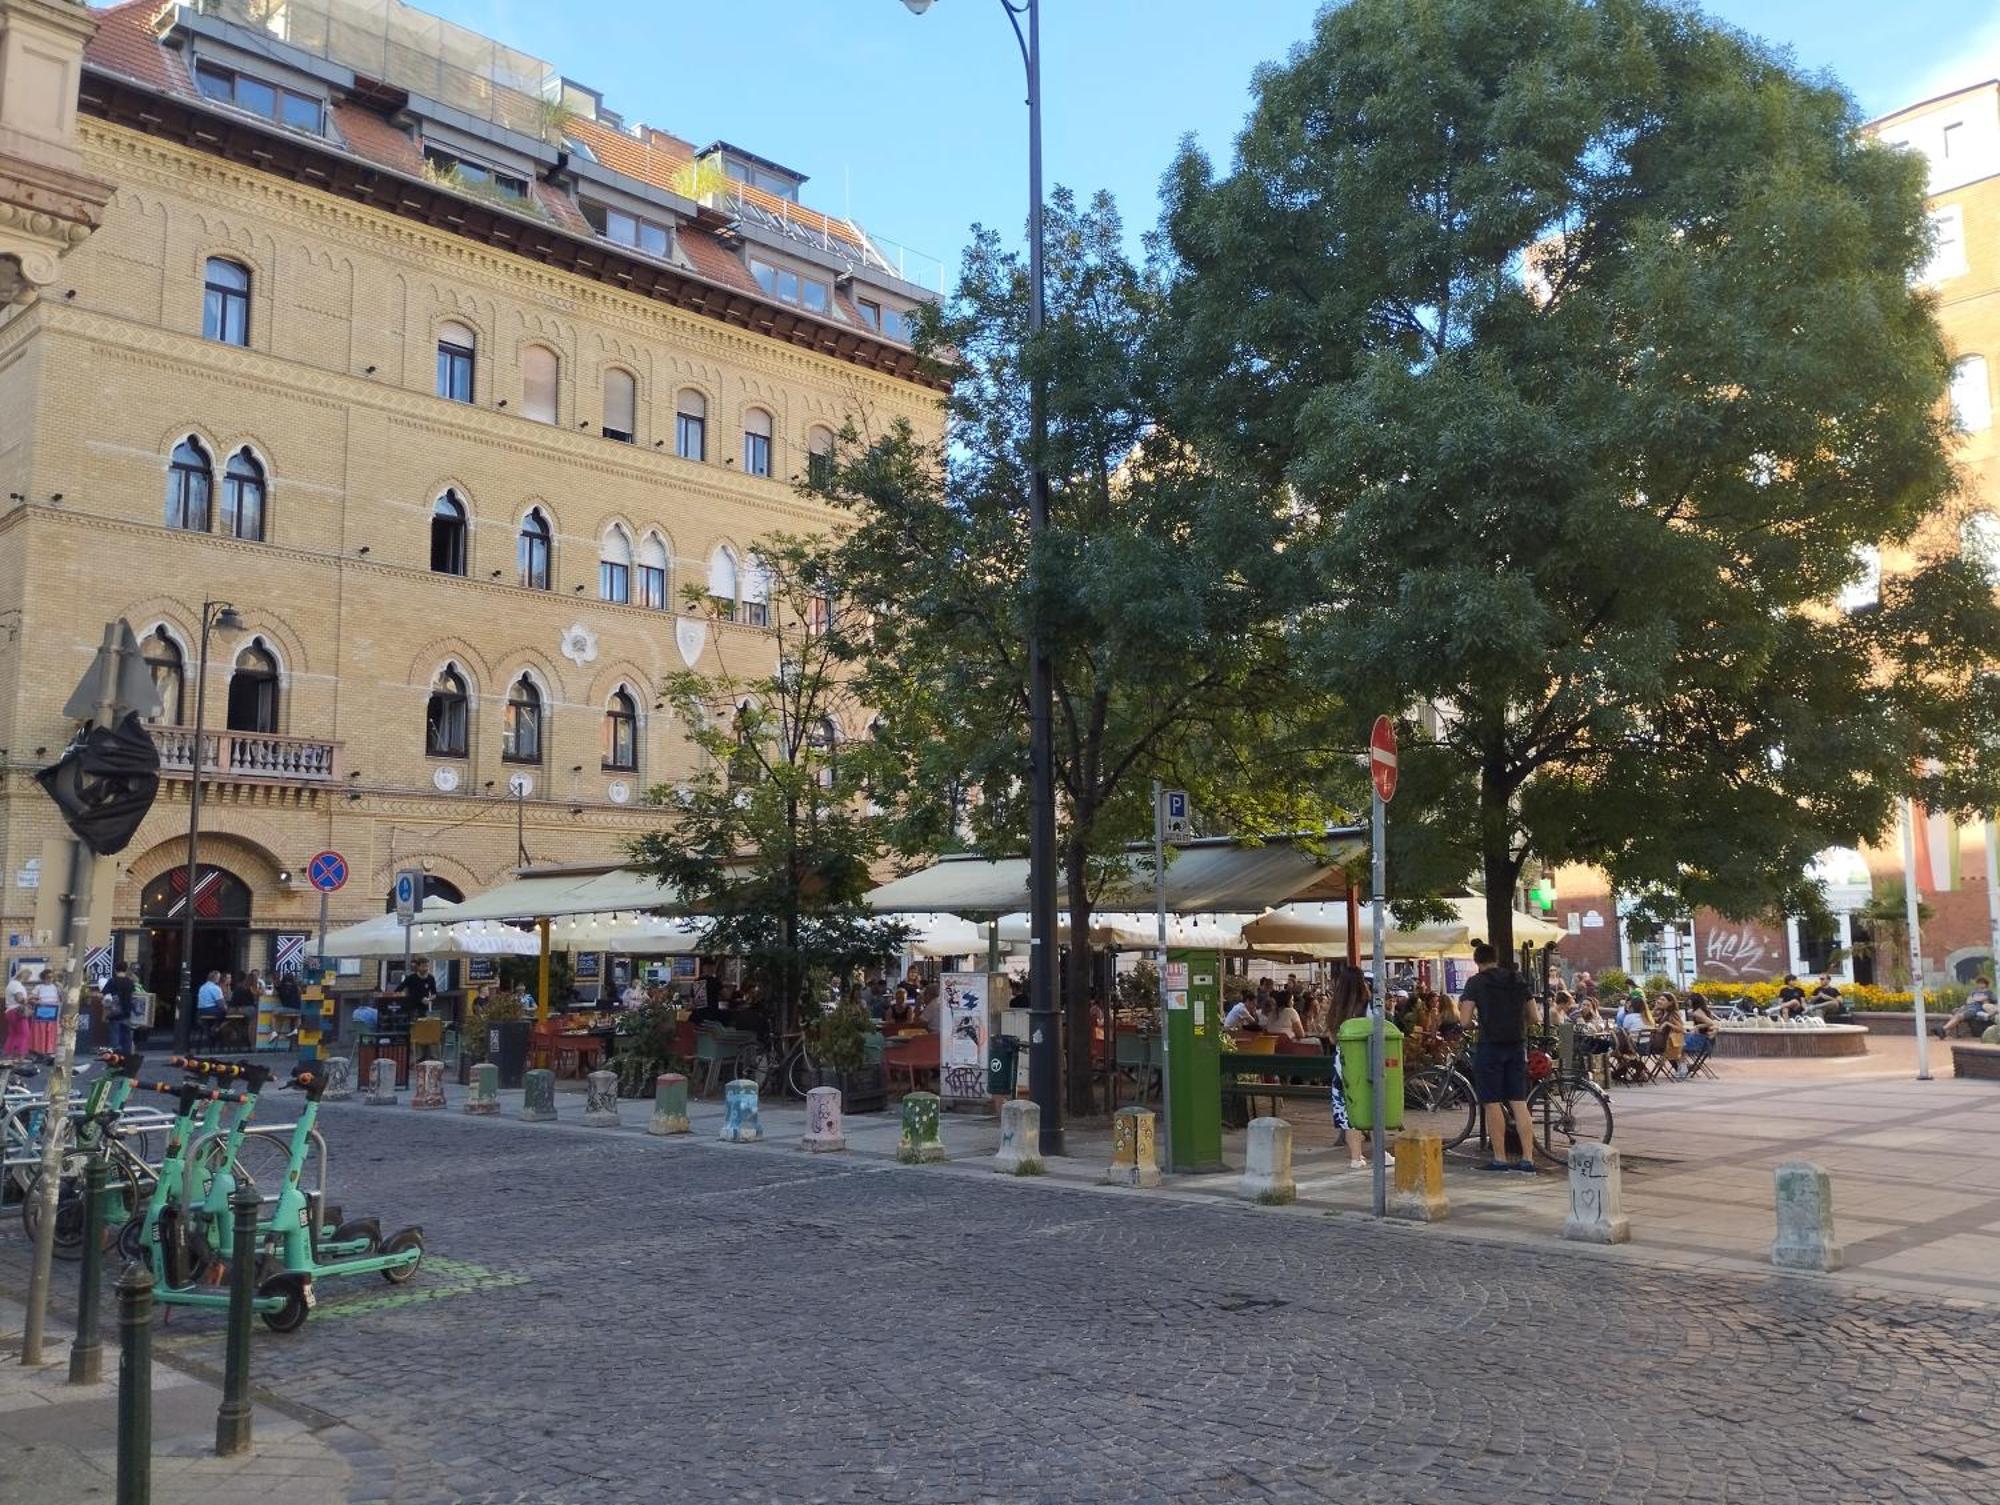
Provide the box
[785,1047,816,1101]
[1403,1068,1477,1150]
[1528,1078,1613,1165]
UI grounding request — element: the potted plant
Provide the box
[458,992,524,1083]
[805,994,887,1114]
[610,996,680,1097]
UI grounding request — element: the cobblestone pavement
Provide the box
[8,1100,2000,1504]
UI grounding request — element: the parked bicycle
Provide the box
[1402,1031,1612,1165]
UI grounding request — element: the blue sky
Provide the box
[426,0,2000,289]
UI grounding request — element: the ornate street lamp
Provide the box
[174,599,242,1052]
[901,0,1062,1154]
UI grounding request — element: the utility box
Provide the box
[1336,1015,1404,1132]
[1164,948,1224,1172]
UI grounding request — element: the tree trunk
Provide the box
[1063,845,1096,1118]
[1480,751,1521,960]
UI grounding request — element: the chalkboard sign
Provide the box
[467,956,496,982]
[575,952,601,981]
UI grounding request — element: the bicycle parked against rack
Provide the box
[1402,1030,1612,1166]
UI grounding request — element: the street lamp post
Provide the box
[902,0,1063,1155]
[174,600,242,1053]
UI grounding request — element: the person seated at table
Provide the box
[1259,989,1305,1041]
[195,969,227,1028]
[619,978,645,1010]
[1222,994,1260,1032]
[1295,989,1323,1038]
[1391,990,1419,1036]
[1652,993,1688,1076]
[884,986,917,1028]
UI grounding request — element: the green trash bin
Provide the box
[986,1034,1021,1096]
[1335,1015,1404,1132]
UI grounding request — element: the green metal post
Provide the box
[68,1154,108,1385]
[117,1261,153,1505]
[215,1182,258,1456]
[1164,948,1224,1172]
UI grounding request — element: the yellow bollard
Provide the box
[1104,1106,1161,1188]
[1388,1132,1449,1222]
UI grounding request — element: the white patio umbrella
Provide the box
[993,911,1251,950]
[1239,898,1564,959]
[318,906,539,959]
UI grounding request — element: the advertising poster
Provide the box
[939,971,990,1103]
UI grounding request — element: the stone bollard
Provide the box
[1105,1106,1161,1188]
[519,1068,557,1122]
[802,1086,847,1153]
[897,1091,945,1164]
[464,1062,499,1115]
[1387,1133,1450,1223]
[320,1055,353,1101]
[993,1099,1044,1175]
[647,1072,690,1136]
[1242,1117,1295,1204]
[1772,1161,1842,1272]
[363,1058,398,1107]
[719,1079,763,1142]
[583,1070,621,1128]
[1562,1142,1630,1244]
[410,1059,446,1110]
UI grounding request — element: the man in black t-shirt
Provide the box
[103,960,137,1055]
[1459,943,1541,1173]
[399,960,438,1015]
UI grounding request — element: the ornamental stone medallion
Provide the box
[560,623,599,666]
[676,618,706,668]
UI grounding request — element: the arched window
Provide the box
[437,320,475,402]
[742,553,771,628]
[226,639,278,734]
[675,389,706,461]
[602,688,637,771]
[165,437,212,531]
[426,664,469,757]
[518,508,551,590]
[502,674,542,763]
[806,425,835,489]
[1952,355,1992,434]
[521,344,559,424]
[202,258,250,345]
[808,715,837,789]
[431,491,467,575]
[602,368,636,443]
[1839,544,1881,615]
[1963,511,2000,586]
[600,524,632,604]
[742,407,773,477]
[144,628,184,725]
[220,448,265,541]
[636,532,669,609]
[708,546,738,620]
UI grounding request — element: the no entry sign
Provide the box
[1369,717,1398,804]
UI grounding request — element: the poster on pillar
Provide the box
[938,972,990,1104]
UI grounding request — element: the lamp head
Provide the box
[213,605,244,632]
[902,0,935,12]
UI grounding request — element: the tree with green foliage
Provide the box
[1162,0,2000,954]
[627,536,906,1036]
[823,190,1354,1113]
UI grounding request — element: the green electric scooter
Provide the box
[171,1055,375,1258]
[126,1076,313,1332]
[259,1066,423,1300]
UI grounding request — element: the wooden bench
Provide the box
[1220,1050,1334,1121]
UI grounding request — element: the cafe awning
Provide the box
[1239,898,1566,959]
[864,833,1365,916]
[319,906,542,959]
[442,864,685,924]
[993,911,1253,950]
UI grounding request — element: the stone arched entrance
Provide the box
[140,862,252,1011]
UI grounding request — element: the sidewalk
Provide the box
[0,1296,374,1505]
[355,1041,2000,1304]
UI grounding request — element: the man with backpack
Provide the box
[102,959,137,1055]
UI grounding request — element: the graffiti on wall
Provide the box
[1699,921,1780,980]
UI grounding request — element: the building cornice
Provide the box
[76,66,947,393]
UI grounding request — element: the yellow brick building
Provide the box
[0,0,942,1004]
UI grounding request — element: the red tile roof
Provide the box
[79,3,931,384]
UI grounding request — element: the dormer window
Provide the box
[701,143,805,202]
[194,60,322,133]
[750,257,830,315]
[581,201,672,258]
[424,146,527,201]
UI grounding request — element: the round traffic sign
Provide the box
[307,850,348,893]
[1369,716,1398,804]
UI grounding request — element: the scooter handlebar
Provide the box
[138,1079,253,1109]
[96,1049,144,1077]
